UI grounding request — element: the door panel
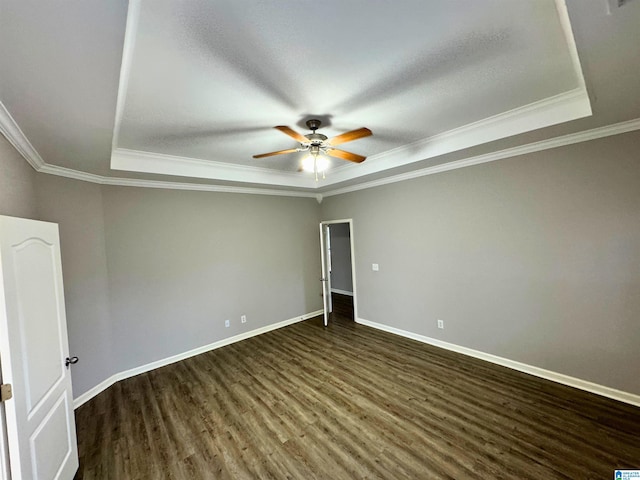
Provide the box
[0,215,78,480]
[14,239,65,415]
[30,393,73,480]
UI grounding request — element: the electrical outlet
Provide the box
[225,319,230,328]
[437,319,444,329]
[372,263,379,271]
[241,315,247,324]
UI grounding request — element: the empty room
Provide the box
[1,1,639,479]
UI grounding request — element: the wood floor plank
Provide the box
[74,311,640,479]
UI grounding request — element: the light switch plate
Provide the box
[372,263,379,271]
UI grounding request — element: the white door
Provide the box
[319,223,332,326]
[0,216,78,480]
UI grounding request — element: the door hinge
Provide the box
[0,384,12,402]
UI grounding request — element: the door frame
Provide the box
[319,224,332,326]
[319,219,358,324]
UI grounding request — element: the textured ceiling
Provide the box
[119,0,576,167]
[1,0,639,193]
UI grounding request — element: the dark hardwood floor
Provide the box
[74,313,640,479]
[330,292,354,320]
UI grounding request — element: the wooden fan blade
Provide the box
[253,148,298,159]
[274,126,308,143]
[327,127,372,146]
[327,148,366,163]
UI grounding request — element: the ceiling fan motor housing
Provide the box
[306,119,322,131]
[305,132,328,145]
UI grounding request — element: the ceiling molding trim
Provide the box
[28,117,640,200]
[322,117,640,198]
[323,86,592,186]
[38,163,106,183]
[110,88,591,189]
[111,0,141,149]
[111,147,318,188]
[0,101,46,170]
[555,0,587,89]
[99,177,319,198]
[38,163,318,199]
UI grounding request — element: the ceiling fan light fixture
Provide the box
[301,154,329,173]
[253,119,371,178]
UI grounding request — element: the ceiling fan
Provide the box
[253,119,372,179]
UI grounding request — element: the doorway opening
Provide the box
[319,219,357,326]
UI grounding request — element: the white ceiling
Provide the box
[1,0,639,196]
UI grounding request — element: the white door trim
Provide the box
[319,224,330,326]
[320,219,358,322]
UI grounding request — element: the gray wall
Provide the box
[35,175,113,398]
[0,138,113,398]
[1,134,323,398]
[321,130,640,395]
[0,135,37,219]
[329,223,353,293]
[102,187,322,373]
[4,126,640,399]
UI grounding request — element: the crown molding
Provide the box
[100,176,318,198]
[0,101,45,170]
[38,163,319,198]
[111,147,319,189]
[3,96,638,202]
[37,163,105,182]
[0,102,316,198]
[35,116,640,200]
[324,86,592,186]
[109,87,592,189]
[4,86,591,193]
[322,117,640,198]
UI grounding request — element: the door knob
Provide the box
[65,356,79,369]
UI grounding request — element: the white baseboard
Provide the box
[73,310,323,409]
[355,317,640,408]
[73,375,120,410]
[330,288,353,296]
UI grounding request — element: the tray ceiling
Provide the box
[112,0,588,188]
[1,0,639,195]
